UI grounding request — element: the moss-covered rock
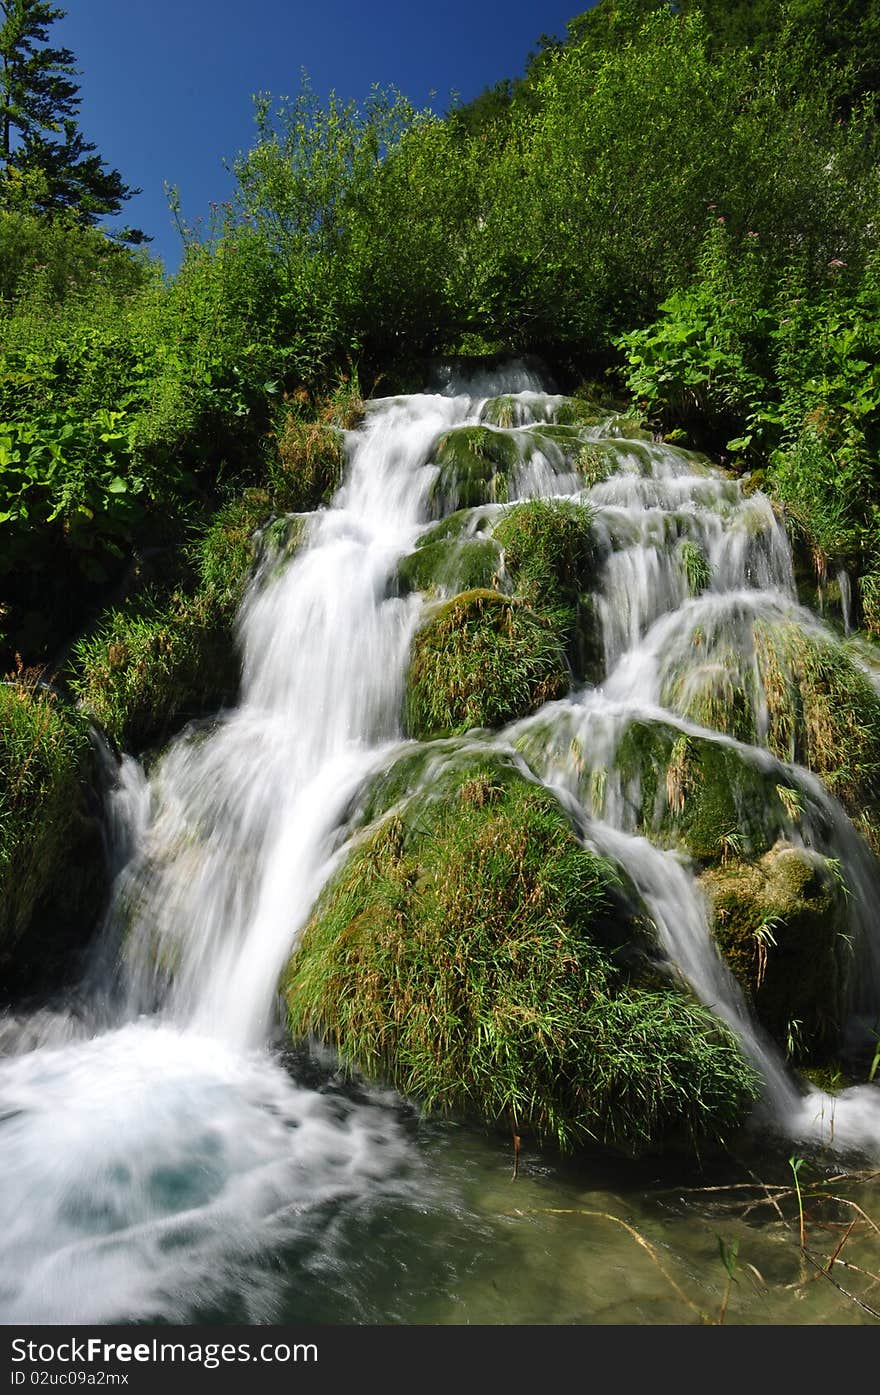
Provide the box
[397,536,502,598]
[478,394,549,428]
[284,761,760,1155]
[253,512,310,583]
[0,678,106,995]
[427,425,520,515]
[69,489,310,754]
[547,397,610,429]
[193,489,275,616]
[613,719,806,864]
[71,588,240,753]
[494,499,601,680]
[754,618,880,820]
[405,589,570,739]
[658,607,880,845]
[700,843,851,1060]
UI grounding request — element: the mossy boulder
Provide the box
[253,512,310,583]
[754,618,880,820]
[613,719,807,864]
[427,426,520,515]
[658,607,880,844]
[68,489,304,754]
[284,762,760,1155]
[0,679,106,995]
[700,843,851,1060]
[494,500,601,681]
[405,589,570,739]
[71,586,241,753]
[547,397,609,429]
[479,394,550,428]
[397,536,502,598]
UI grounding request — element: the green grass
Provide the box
[71,592,234,751]
[701,844,850,1062]
[0,672,105,976]
[494,498,598,677]
[285,764,760,1154]
[405,589,570,739]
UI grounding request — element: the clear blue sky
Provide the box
[54,1,593,271]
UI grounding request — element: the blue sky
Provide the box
[54,1,592,270]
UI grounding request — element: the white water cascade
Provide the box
[2,368,880,1324]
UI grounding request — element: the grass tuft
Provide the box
[286,764,759,1154]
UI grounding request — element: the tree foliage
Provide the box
[0,1,140,229]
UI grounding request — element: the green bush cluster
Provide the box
[69,489,280,751]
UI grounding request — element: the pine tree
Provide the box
[0,0,142,233]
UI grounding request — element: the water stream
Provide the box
[1,368,879,1324]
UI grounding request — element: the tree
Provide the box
[0,0,142,232]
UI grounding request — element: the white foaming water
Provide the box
[3,371,880,1325]
[0,372,559,1322]
[123,392,474,1045]
[0,1023,417,1323]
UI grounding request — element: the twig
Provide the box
[803,1250,880,1321]
[537,1208,706,1321]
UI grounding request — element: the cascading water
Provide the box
[2,366,880,1326]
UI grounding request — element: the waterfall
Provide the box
[2,366,880,1323]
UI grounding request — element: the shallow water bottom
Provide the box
[0,1021,876,1327]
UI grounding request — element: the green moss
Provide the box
[657,611,880,815]
[71,587,240,752]
[549,397,609,428]
[661,641,759,746]
[193,489,274,615]
[254,512,309,582]
[397,537,502,598]
[68,484,304,753]
[405,589,570,739]
[494,499,599,679]
[754,618,880,817]
[428,426,519,515]
[285,765,759,1155]
[524,423,589,456]
[412,505,502,546]
[701,844,851,1060]
[0,677,106,989]
[615,719,803,864]
[479,395,531,428]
